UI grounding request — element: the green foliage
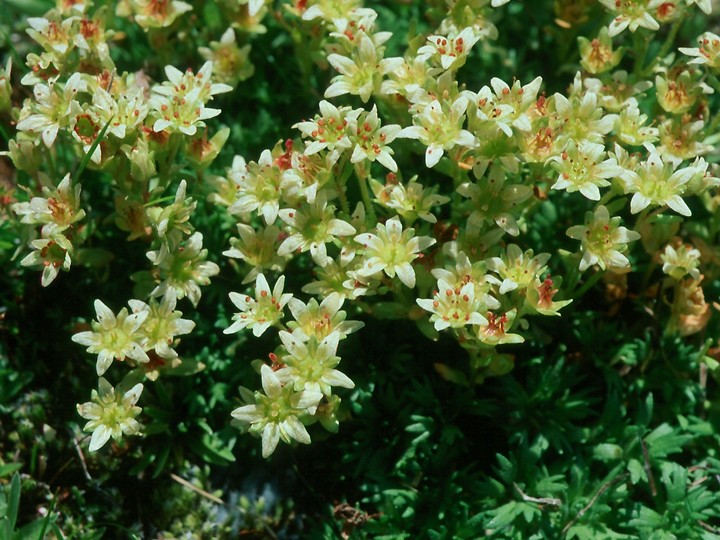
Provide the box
[1,0,720,537]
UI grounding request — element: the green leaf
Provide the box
[202,1,223,29]
[152,444,172,479]
[567,524,635,539]
[161,357,206,377]
[2,0,50,16]
[629,505,665,529]
[16,517,44,540]
[494,453,515,484]
[535,474,566,494]
[660,462,687,504]
[6,473,20,531]
[36,487,58,540]
[628,459,646,485]
[416,316,440,341]
[593,443,623,462]
[0,464,22,478]
[702,355,720,371]
[636,394,654,427]
[645,423,692,459]
[433,363,468,386]
[186,434,235,466]
[74,116,113,182]
[128,450,156,476]
[647,531,676,540]
[0,370,33,405]
[648,213,684,225]
[486,501,524,530]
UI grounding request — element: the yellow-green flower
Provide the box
[566,205,640,272]
[72,299,149,376]
[77,378,143,451]
[231,364,322,458]
[354,216,436,288]
[225,273,292,337]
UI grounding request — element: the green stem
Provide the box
[334,156,352,215]
[706,109,720,134]
[159,134,182,186]
[643,20,682,76]
[356,165,377,223]
[572,270,604,299]
[560,256,582,298]
[632,32,650,79]
[0,121,9,144]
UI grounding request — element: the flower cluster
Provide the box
[228,277,363,456]
[207,0,720,457]
[12,173,85,285]
[3,0,250,451]
[4,0,720,463]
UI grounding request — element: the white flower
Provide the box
[417,27,481,71]
[416,279,489,331]
[566,205,640,272]
[16,73,86,147]
[231,364,322,458]
[147,232,220,307]
[19,236,73,287]
[349,106,402,172]
[370,177,450,224]
[294,100,361,160]
[277,196,356,266]
[661,243,701,280]
[128,291,195,359]
[680,32,720,68]
[598,0,659,37]
[72,300,149,376]
[225,274,292,337]
[223,223,286,284]
[548,141,623,201]
[325,32,402,102]
[620,150,700,216]
[12,173,85,237]
[354,216,436,288]
[275,331,355,396]
[287,292,364,341]
[77,378,144,452]
[398,97,476,168]
[685,0,712,14]
[486,244,550,294]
